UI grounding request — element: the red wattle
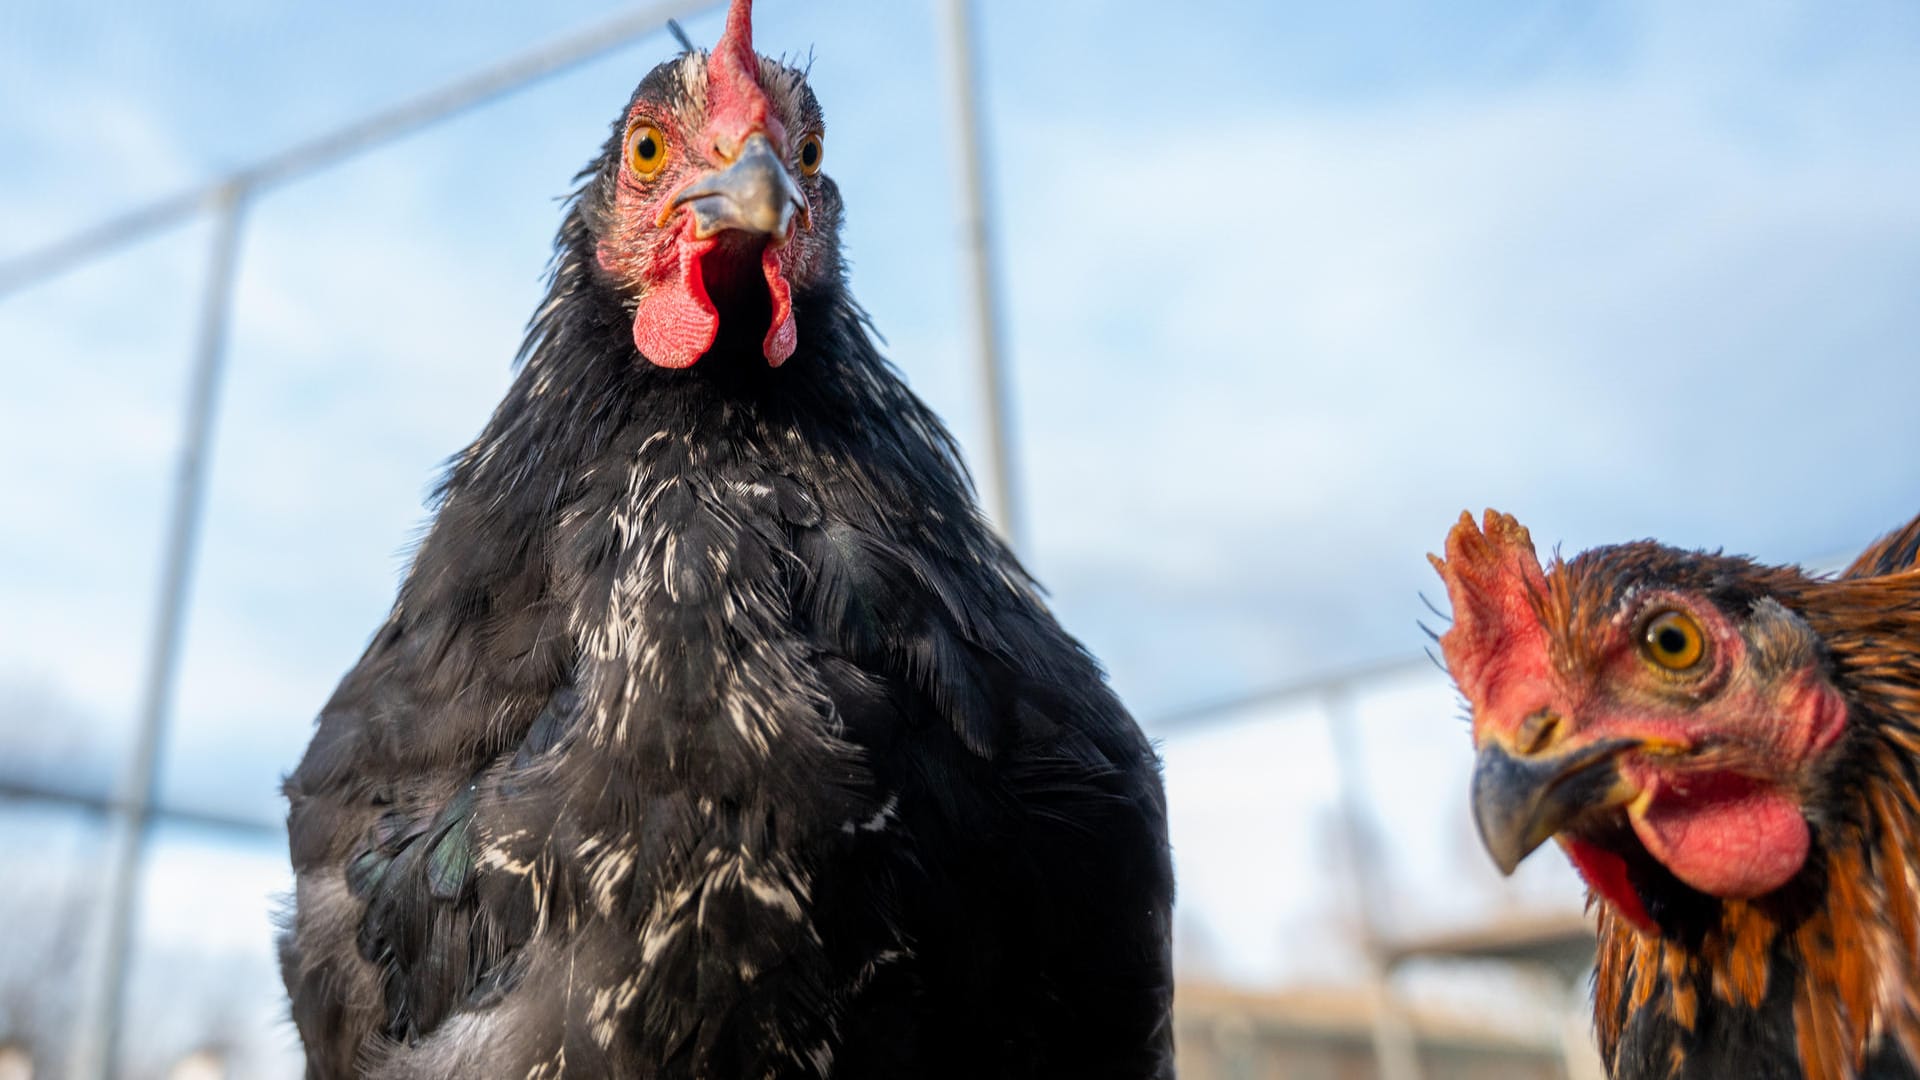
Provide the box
[762,244,796,365]
[632,235,719,369]
[1629,774,1808,899]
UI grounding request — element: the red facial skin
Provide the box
[593,0,827,369]
[1434,511,1849,931]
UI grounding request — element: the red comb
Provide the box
[707,0,776,150]
[1429,510,1553,719]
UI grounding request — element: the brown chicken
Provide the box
[1433,509,1920,1079]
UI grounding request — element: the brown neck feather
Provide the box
[1593,570,1920,1079]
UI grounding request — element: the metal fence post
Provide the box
[69,185,249,1080]
[938,0,1023,552]
[1323,685,1423,1080]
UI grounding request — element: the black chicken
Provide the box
[278,4,1175,1077]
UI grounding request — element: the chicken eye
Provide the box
[626,122,668,179]
[1643,610,1706,671]
[797,133,824,176]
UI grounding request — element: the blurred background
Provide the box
[4,0,1920,1076]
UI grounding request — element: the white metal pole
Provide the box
[1324,686,1423,1080]
[938,0,1023,552]
[70,186,248,1080]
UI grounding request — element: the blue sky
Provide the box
[3,0,1920,1068]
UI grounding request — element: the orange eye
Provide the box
[1643,610,1706,671]
[626,122,668,178]
[797,133,824,176]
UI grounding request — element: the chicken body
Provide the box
[278,5,1174,1077]
[1435,511,1920,1079]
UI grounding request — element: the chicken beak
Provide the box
[1471,735,1643,875]
[664,132,808,240]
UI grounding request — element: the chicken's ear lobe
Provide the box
[1429,510,1554,717]
[707,0,775,149]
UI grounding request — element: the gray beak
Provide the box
[1471,736,1643,875]
[666,132,807,240]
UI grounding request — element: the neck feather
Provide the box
[1593,572,1920,1079]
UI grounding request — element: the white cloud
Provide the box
[989,41,1920,711]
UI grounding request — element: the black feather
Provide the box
[666,19,697,54]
